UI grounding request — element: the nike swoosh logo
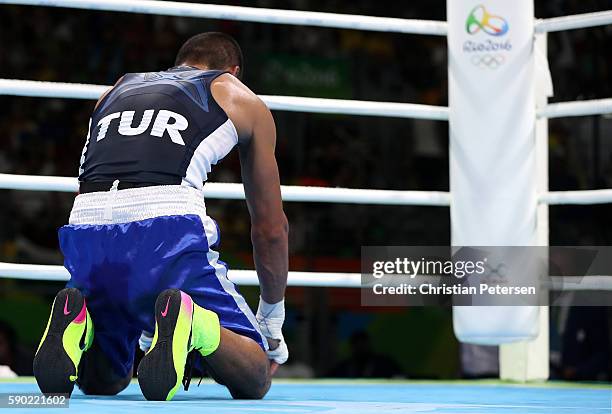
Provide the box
[161,297,171,318]
[63,296,71,315]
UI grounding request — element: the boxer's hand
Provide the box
[256,297,289,365]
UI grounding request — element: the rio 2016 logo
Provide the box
[466,5,509,36]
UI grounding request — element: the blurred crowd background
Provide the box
[0,0,610,381]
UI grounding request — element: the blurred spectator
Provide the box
[0,320,33,376]
[330,331,404,378]
[561,307,611,381]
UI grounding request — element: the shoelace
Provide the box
[182,348,203,391]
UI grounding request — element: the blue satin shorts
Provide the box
[59,214,266,378]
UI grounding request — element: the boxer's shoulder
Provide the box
[210,74,270,143]
[211,73,261,107]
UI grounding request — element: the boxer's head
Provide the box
[175,32,243,79]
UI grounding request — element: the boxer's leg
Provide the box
[76,340,133,395]
[199,328,271,399]
[34,287,135,396]
[137,289,271,401]
[33,288,94,395]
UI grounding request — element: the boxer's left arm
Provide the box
[239,99,289,368]
[211,75,289,368]
[238,100,288,305]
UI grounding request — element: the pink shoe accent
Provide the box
[73,298,87,324]
[180,291,193,317]
[161,297,171,318]
[63,295,71,315]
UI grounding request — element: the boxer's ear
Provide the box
[228,65,241,79]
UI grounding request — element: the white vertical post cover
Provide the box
[500,32,551,382]
[448,1,540,344]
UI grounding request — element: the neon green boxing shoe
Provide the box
[33,287,94,395]
[137,289,221,401]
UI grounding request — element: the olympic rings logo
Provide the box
[466,5,509,36]
[470,54,505,69]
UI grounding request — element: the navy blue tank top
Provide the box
[78,67,237,186]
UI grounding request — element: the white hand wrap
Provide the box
[256,297,288,364]
[0,365,17,378]
[139,331,153,352]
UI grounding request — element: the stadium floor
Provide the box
[0,378,610,413]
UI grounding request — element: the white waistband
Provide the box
[69,185,208,225]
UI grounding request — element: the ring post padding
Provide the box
[448,0,545,380]
[499,32,551,383]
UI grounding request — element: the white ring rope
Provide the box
[535,10,612,33]
[1,262,611,291]
[540,189,612,205]
[3,79,611,120]
[259,95,448,121]
[545,276,612,292]
[2,173,612,206]
[0,79,449,121]
[0,0,448,36]
[0,173,452,206]
[0,79,108,100]
[0,262,361,287]
[5,1,611,35]
[538,98,612,119]
[3,1,611,36]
